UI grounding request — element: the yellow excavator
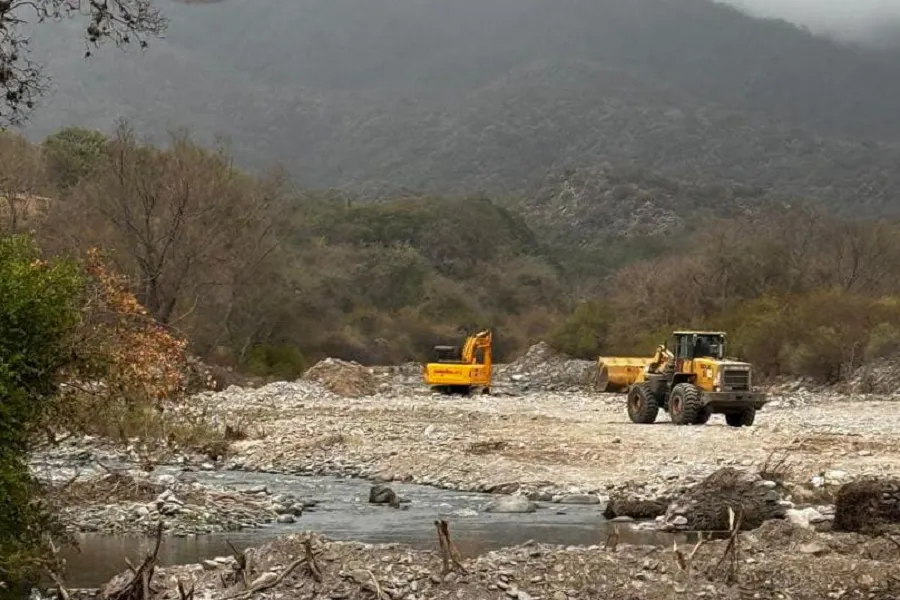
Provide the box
[422,329,492,395]
[600,331,766,427]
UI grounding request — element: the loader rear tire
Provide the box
[725,408,755,427]
[627,382,659,424]
[669,383,704,425]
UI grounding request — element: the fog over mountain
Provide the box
[13,0,900,219]
[722,0,900,46]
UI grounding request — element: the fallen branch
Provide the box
[305,538,322,583]
[105,521,164,600]
[220,557,306,600]
[177,580,194,600]
[604,524,619,552]
[713,507,743,583]
[434,520,467,574]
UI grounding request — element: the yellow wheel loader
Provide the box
[619,331,766,427]
[422,329,493,395]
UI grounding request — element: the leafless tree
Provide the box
[0,130,48,232]
[45,121,288,349]
[0,0,166,124]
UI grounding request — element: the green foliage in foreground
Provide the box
[0,235,83,587]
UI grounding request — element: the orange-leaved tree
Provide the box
[47,248,189,440]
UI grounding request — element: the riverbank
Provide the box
[33,373,900,540]
[83,520,899,600]
[30,359,900,596]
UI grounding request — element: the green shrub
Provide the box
[552,300,613,359]
[865,322,900,362]
[245,344,309,379]
[0,234,84,587]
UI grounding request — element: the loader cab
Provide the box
[672,331,726,361]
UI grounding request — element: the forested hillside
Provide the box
[5,125,900,387]
[19,0,900,222]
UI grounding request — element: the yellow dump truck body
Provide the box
[597,357,654,392]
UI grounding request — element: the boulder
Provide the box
[368,484,400,508]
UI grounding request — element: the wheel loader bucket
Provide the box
[596,357,654,392]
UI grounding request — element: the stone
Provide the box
[368,484,400,507]
[785,508,813,529]
[798,542,829,555]
[276,514,296,524]
[557,493,601,505]
[482,496,538,514]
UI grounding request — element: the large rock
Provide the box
[368,484,400,508]
[482,495,538,514]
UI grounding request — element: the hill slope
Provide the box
[17,0,900,218]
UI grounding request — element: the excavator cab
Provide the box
[432,345,462,363]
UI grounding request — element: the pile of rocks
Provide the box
[58,474,306,536]
[302,358,378,397]
[497,342,597,392]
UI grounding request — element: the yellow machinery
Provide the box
[422,330,493,395]
[617,331,767,427]
[596,356,655,392]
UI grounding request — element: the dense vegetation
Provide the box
[5,124,900,387]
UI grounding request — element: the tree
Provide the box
[42,127,108,190]
[0,0,166,125]
[0,234,83,589]
[0,131,47,233]
[551,299,613,358]
[44,122,287,350]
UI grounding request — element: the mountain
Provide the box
[17,0,900,220]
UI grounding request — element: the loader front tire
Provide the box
[627,382,659,424]
[725,408,755,427]
[669,383,704,425]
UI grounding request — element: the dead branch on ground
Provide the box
[105,521,165,600]
[219,557,306,600]
[604,524,619,552]
[434,519,467,574]
[176,580,194,600]
[305,537,322,582]
[713,507,744,583]
[673,532,707,573]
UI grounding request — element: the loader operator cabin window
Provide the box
[690,335,724,360]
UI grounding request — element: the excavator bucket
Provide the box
[596,357,654,392]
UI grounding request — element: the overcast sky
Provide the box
[721,0,900,45]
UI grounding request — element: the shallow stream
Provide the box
[54,469,690,588]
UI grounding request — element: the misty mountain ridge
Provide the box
[17,0,900,230]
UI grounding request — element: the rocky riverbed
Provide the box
[30,351,900,597]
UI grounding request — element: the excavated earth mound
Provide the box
[301,358,377,397]
[665,467,788,531]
